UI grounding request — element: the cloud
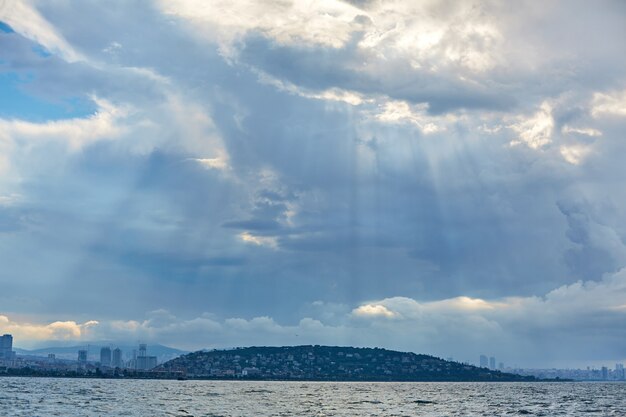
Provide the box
[352,304,396,319]
[238,232,278,249]
[0,315,98,342]
[158,0,504,74]
[0,0,83,61]
[559,144,592,165]
[192,158,228,170]
[509,101,554,149]
[373,100,444,133]
[561,125,602,137]
[153,1,514,115]
[7,267,626,365]
[591,89,626,118]
[0,193,21,206]
[1,0,626,368]
[157,0,363,51]
[0,97,129,151]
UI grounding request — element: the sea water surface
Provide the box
[0,377,624,416]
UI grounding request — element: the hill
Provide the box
[158,345,535,381]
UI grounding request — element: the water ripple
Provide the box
[0,378,624,416]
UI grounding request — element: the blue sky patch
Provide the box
[31,44,52,58]
[0,20,14,33]
[0,72,96,122]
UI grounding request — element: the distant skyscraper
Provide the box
[0,334,13,363]
[601,366,608,380]
[136,355,158,370]
[489,356,496,370]
[112,348,123,368]
[480,355,488,368]
[78,349,88,363]
[498,362,504,371]
[135,343,157,370]
[100,347,112,367]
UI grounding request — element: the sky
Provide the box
[0,0,625,368]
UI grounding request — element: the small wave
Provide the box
[348,400,382,404]
[243,389,273,394]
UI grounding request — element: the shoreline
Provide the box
[0,373,572,382]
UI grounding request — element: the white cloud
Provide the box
[0,97,129,151]
[0,315,98,342]
[358,1,503,72]
[0,0,83,61]
[4,268,626,364]
[158,0,503,74]
[255,70,371,106]
[591,90,626,118]
[509,101,554,149]
[352,304,397,318]
[239,232,278,249]
[0,193,21,206]
[374,100,445,133]
[192,158,229,170]
[560,144,592,165]
[427,296,503,312]
[561,125,602,137]
[355,269,626,330]
[157,0,363,53]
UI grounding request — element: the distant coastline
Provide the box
[1,344,578,382]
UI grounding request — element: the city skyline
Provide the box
[2,332,625,381]
[1,0,626,368]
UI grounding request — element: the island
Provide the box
[157,345,537,382]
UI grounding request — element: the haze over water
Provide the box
[1,378,625,417]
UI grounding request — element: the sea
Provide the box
[0,378,624,416]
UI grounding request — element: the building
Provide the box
[489,356,496,370]
[602,366,608,380]
[135,343,157,370]
[112,348,123,368]
[78,349,88,364]
[136,355,157,370]
[0,334,13,364]
[479,355,488,368]
[100,347,112,367]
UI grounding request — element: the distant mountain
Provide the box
[158,345,536,382]
[15,343,187,363]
